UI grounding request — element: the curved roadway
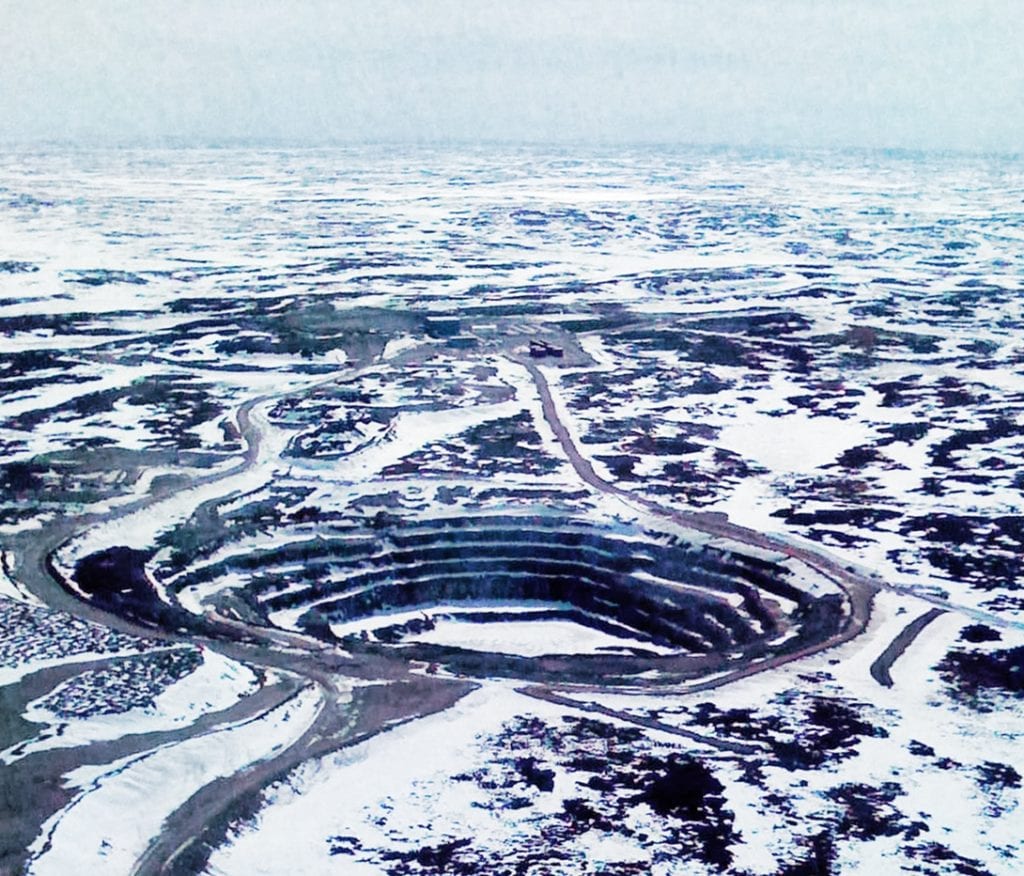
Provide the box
[1,344,994,874]
[4,353,474,876]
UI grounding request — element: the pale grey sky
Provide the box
[2,0,1022,151]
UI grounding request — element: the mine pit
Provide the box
[155,512,850,687]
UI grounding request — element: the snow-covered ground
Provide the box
[406,616,676,657]
[25,682,323,876]
[3,648,260,763]
[205,684,697,876]
[3,145,1023,874]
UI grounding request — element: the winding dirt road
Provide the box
[3,352,473,876]
[520,358,878,666]
[523,358,1024,633]
[0,342,996,874]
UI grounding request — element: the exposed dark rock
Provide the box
[636,755,724,818]
[903,842,992,876]
[938,645,1024,709]
[826,782,911,840]
[74,546,153,599]
[0,260,38,273]
[959,624,1001,644]
[907,740,936,758]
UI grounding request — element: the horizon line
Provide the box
[1,137,1021,161]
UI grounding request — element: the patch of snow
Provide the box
[25,682,323,876]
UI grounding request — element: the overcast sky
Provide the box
[2,0,1022,151]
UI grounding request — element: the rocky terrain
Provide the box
[0,145,1022,874]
